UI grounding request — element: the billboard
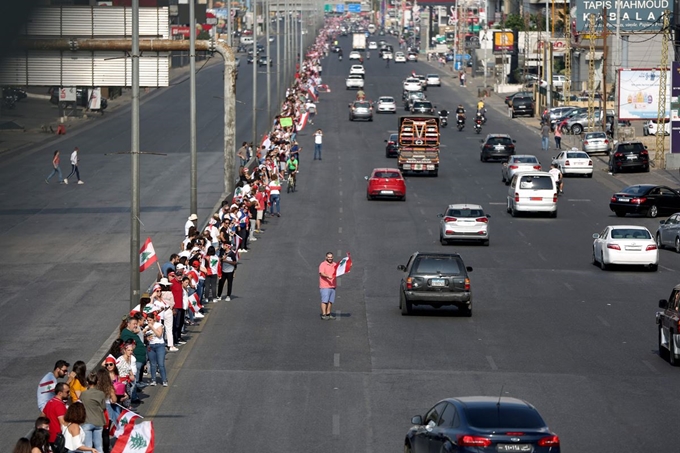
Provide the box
[574,0,669,33]
[671,62,680,153]
[618,69,670,120]
[493,31,514,53]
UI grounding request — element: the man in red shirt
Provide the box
[170,271,186,345]
[318,252,337,320]
[43,382,69,443]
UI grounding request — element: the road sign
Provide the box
[454,54,463,61]
[348,3,361,13]
[324,4,332,12]
[336,4,344,12]
[454,61,463,70]
[463,53,471,61]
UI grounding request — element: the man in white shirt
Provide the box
[64,147,83,184]
[549,164,563,194]
[37,360,69,413]
[185,213,198,236]
[313,129,323,161]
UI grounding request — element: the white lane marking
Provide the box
[486,193,492,198]
[339,177,342,182]
[564,282,574,291]
[335,310,341,321]
[596,315,610,327]
[419,208,425,215]
[567,199,591,202]
[338,227,342,234]
[474,179,479,185]
[339,207,343,213]
[333,414,340,435]
[536,251,547,262]
[660,265,674,272]
[427,228,433,236]
[334,353,340,367]
[641,360,659,374]
[486,356,498,370]
[518,230,526,238]
[339,191,343,196]
[489,202,506,205]
[413,192,418,198]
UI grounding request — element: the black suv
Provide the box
[480,134,516,162]
[656,284,680,365]
[608,141,649,173]
[411,101,435,115]
[511,96,534,118]
[397,252,473,316]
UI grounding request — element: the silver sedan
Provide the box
[438,203,490,246]
[376,96,397,113]
[656,213,680,253]
[582,131,610,155]
[501,155,542,185]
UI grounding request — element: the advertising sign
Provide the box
[88,88,102,110]
[618,68,670,120]
[671,62,680,153]
[492,31,514,53]
[59,87,76,102]
[574,0,669,33]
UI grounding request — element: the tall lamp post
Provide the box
[252,0,258,147]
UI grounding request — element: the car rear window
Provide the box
[585,133,606,139]
[621,185,649,195]
[465,406,546,429]
[447,209,484,217]
[355,102,370,108]
[413,257,461,275]
[488,137,512,146]
[567,152,588,159]
[374,171,400,178]
[617,143,646,153]
[519,175,553,190]
[514,156,538,163]
[610,229,651,239]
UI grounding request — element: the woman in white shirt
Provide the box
[115,340,137,397]
[63,402,98,453]
[146,315,168,387]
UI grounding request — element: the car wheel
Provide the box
[401,195,406,201]
[460,304,472,317]
[614,210,626,217]
[366,193,372,200]
[506,199,511,213]
[549,210,557,218]
[501,173,506,183]
[670,335,680,366]
[572,124,583,135]
[675,237,680,253]
[440,234,448,245]
[600,252,609,270]
[587,172,593,178]
[510,205,517,217]
[481,154,487,162]
[659,327,670,360]
[592,249,599,267]
[369,117,373,122]
[400,294,412,316]
[649,263,658,272]
[482,239,489,246]
[404,442,413,453]
[645,165,650,172]
[648,205,658,218]
[656,233,664,249]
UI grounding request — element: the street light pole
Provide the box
[276,5,281,109]
[252,1,258,148]
[265,0,271,121]
[130,0,140,311]
[189,0,197,216]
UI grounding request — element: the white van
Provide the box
[240,36,254,45]
[507,171,557,218]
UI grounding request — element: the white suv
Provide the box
[643,118,670,136]
[507,172,557,218]
[346,74,364,90]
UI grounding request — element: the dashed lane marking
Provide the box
[641,360,660,375]
[564,282,574,291]
[427,228,433,236]
[333,415,340,435]
[338,227,342,234]
[334,353,340,367]
[566,199,591,202]
[596,315,610,327]
[486,355,498,370]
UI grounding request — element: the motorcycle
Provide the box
[474,118,482,134]
[456,117,465,131]
[439,113,448,128]
[338,54,343,61]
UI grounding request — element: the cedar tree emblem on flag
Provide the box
[335,253,352,277]
[139,237,157,272]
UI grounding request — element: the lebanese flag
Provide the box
[335,253,352,277]
[295,111,309,132]
[307,86,318,102]
[188,292,203,313]
[139,237,157,272]
[111,421,154,453]
[111,407,142,438]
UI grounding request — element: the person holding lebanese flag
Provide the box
[318,252,352,321]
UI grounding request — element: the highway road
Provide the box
[2,32,679,452]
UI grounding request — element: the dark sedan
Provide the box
[385,133,399,158]
[405,397,560,453]
[480,134,516,162]
[609,184,680,218]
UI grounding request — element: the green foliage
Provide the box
[197,30,211,40]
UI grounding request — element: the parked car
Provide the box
[438,204,490,246]
[397,252,473,316]
[656,213,680,252]
[480,134,516,162]
[582,131,610,154]
[592,225,658,271]
[552,149,593,177]
[376,96,396,113]
[643,118,670,136]
[49,87,108,111]
[348,100,373,121]
[365,167,405,200]
[656,284,680,365]
[504,91,533,106]
[404,397,561,453]
[385,133,399,157]
[609,184,680,218]
[607,141,649,173]
[552,74,566,87]
[511,96,534,118]
[507,172,558,218]
[501,155,541,184]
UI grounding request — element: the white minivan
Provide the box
[507,171,557,218]
[240,36,254,45]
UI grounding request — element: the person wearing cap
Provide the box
[157,277,178,351]
[145,315,168,387]
[185,214,198,236]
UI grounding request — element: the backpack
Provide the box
[52,432,68,453]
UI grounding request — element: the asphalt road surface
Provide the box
[2,34,679,452]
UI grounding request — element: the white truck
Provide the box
[352,33,366,51]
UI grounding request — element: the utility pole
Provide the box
[601,7,608,132]
[252,1,258,148]
[130,0,140,310]
[189,0,197,215]
[265,0,271,120]
[545,0,551,109]
[613,0,621,140]
[276,5,280,110]
[227,0,232,47]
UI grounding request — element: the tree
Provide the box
[504,14,525,31]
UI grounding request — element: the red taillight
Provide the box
[646,244,658,251]
[458,435,491,447]
[464,277,470,291]
[588,160,593,165]
[641,150,649,156]
[538,435,560,447]
[604,139,609,144]
[508,144,515,149]
[509,165,518,169]
[475,217,489,223]
[564,161,570,166]
[533,165,541,170]
[406,277,412,290]
[607,244,621,250]
[514,193,520,202]
[388,141,395,145]
[444,216,457,222]
[630,197,647,204]
[615,152,624,158]
[553,194,557,202]
[583,140,589,145]
[610,196,617,203]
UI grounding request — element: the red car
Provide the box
[365,168,406,201]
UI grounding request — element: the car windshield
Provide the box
[514,156,538,163]
[389,134,398,140]
[427,74,439,78]
[488,137,513,146]
[585,132,606,139]
[374,171,400,178]
[519,175,553,190]
[621,185,651,195]
[465,406,546,429]
[446,208,484,217]
[610,229,652,239]
[413,102,432,108]
[413,257,461,275]
[380,97,394,103]
[567,152,588,159]
[355,102,370,108]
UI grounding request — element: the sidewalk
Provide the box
[0,59,220,155]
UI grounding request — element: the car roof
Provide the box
[486,134,512,139]
[515,171,551,177]
[372,167,401,173]
[379,96,394,100]
[512,154,538,159]
[448,396,534,410]
[447,203,483,210]
[412,252,462,259]
[426,74,440,77]
[606,225,651,231]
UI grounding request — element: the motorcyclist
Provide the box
[477,99,485,111]
[357,89,366,101]
[474,111,483,129]
[456,104,466,123]
[439,108,448,118]
[338,49,343,60]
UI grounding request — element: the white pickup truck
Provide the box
[346,74,365,90]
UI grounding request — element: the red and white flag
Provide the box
[111,420,155,453]
[233,235,242,261]
[188,292,203,313]
[295,111,310,132]
[307,86,318,102]
[110,407,142,438]
[139,237,157,272]
[335,253,352,277]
